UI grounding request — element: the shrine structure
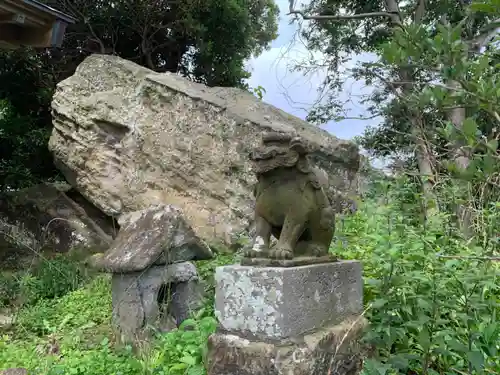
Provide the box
[0,0,75,49]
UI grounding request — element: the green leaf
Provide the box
[371,298,388,309]
[169,363,188,371]
[418,327,431,351]
[469,3,497,13]
[481,322,499,344]
[486,139,498,152]
[447,338,468,353]
[482,153,496,174]
[363,359,391,375]
[417,298,432,311]
[181,331,199,342]
[441,121,455,139]
[187,365,205,375]
[179,319,197,330]
[444,160,458,174]
[180,355,197,366]
[388,354,409,370]
[467,350,484,372]
[462,118,478,140]
[477,55,492,73]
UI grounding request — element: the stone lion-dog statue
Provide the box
[243,132,336,260]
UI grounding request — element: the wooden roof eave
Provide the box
[0,0,76,48]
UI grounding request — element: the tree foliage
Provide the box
[290,0,500,219]
[290,0,493,125]
[0,50,60,189]
[0,0,279,190]
[336,177,499,375]
[42,0,278,87]
[289,13,500,373]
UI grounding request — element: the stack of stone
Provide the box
[206,259,367,375]
[87,204,213,343]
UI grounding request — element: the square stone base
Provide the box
[205,317,368,375]
[214,261,363,341]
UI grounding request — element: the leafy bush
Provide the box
[196,253,235,316]
[147,310,218,375]
[334,177,500,375]
[0,273,20,307]
[1,256,229,374]
[15,275,111,337]
[18,255,87,306]
[0,336,142,375]
[3,199,496,375]
[0,94,58,190]
[0,255,86,308]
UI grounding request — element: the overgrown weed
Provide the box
[335,177,499,375]
[0,254,90,309]
[0,254,234,374]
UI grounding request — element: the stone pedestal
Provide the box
[206,261,367,375]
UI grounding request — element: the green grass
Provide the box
[0,254,235,375]
[0,275,142,374]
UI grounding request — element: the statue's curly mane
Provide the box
[250,132,315,175]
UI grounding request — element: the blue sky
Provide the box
[245,0,380,141]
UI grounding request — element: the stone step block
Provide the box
[214,260,363,341]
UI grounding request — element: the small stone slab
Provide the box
[0,313,14,331]
[240,255,337,267]
[87,204,213,273]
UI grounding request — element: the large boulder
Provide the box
[49,54,360,246]
[0,183,114,269]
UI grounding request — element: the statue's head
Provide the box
[249,132,313,175]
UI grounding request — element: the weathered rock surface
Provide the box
[0,182,114,269]
[49,54,361,245]
[214,261,363,341]
[87,204,213,273]
[0,312,14,331]
[1,369,28,375]
[206,317,368,375]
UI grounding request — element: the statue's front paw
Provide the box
[269,246,293,260]
[308,243,328,257]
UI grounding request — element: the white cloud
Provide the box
[244,0,381,141]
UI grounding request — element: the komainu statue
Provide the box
[243,132,336,261]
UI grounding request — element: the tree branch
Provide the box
[337,114,381,121]
[414,0,426,24]
[436,254,500,262]
[62,0,107,54]
[287,0,394,21]
[468,18,500,52]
